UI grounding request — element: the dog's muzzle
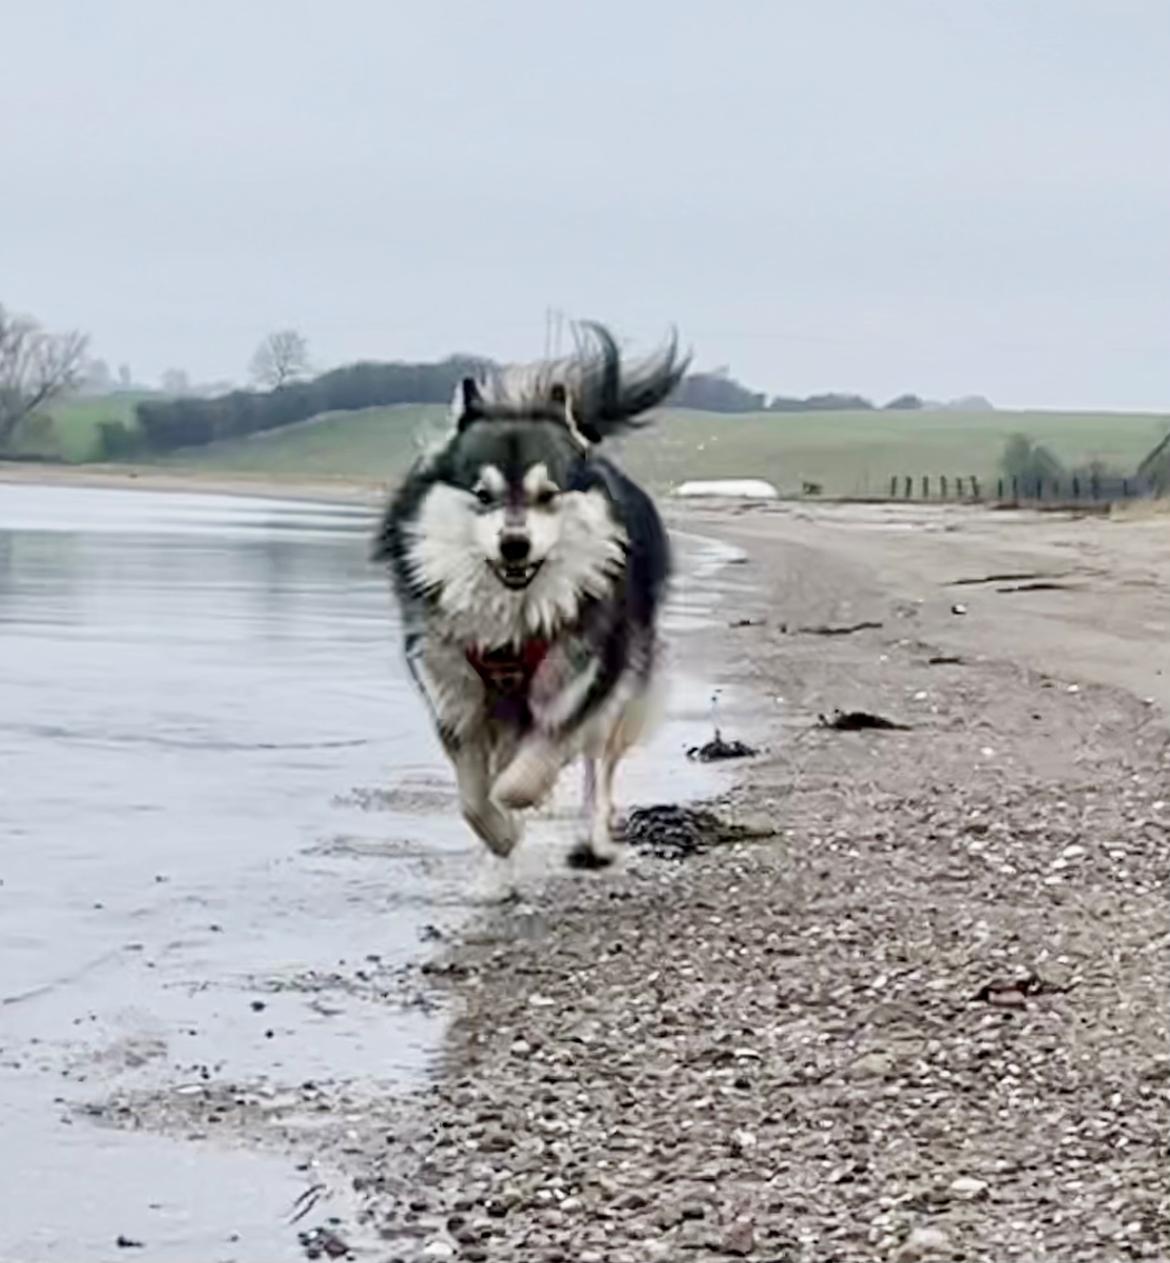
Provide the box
[492,559,543,589]
[493,531,541,589]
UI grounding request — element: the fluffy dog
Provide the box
[374,323,687,867]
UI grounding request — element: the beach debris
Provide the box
[297,1225,351,1260]
[798,620,884,636]
[950,603,968,615]
[818,709,911,732]
[687,729,757,761]
[951,571,1055,586]
[973,971,1068,1008]
[619,805,754,860]
[115,1237,144,1250]
[927,654,963,665]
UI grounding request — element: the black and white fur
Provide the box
[374,323,688,867]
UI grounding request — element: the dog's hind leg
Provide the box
[582,755,597,824]
[453,738,521,858]
[569,747,621,868]
[571,674,664,869]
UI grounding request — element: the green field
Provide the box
[158,403,1168,497]
[20,393,152,462]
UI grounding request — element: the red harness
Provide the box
[465,639,550,697]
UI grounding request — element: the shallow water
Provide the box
[0,484,734,1261]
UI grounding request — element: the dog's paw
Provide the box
[492,739,561,811]
[462,803,521,857]
[566,842,616,871]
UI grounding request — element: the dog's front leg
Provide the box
[451,733,521,858]
[491,640,599,811]
[409,635,486,746]
[410,637,520,856]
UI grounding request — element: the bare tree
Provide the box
[0,303,89,447]
[249,329,310,389]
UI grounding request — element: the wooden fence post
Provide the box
[997,477,1004,500]
[889,475,898,498]
[922,475,929,499]
[903,476,912,498]
[940,475,948,499]
[1011,475,1019,500]
[971,476,981,500]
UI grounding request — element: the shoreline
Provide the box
[0,459,385,506]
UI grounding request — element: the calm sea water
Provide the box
[0,482,731,1261]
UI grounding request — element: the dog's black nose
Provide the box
[499,533,531,564]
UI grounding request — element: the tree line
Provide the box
[0,297,978,462]
[118,360,929,456]
[114,353,493,455]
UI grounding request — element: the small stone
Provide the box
[527,993,556,1008]
[723,1217,755,1257]
[730,1128,757,1155]
[948,1175,989,1200]
[847,1051,894,1080]
[420,1241,456,1260]
[510,1039,533,1056]
[896,1225,951,1260]
[614,1189,648,1211]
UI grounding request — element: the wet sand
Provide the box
[5,472,1169,1261]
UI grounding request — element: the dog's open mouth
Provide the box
[492,560,543,590]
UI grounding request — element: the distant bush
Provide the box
[96,420,143,461]
[883,393,923,411]
[135,355,492,452]
[671,371,766,412]
[999,434,1063,485]
[999,434,1140,498]
[768,392,874,412]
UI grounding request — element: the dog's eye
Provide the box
[534,488,558,508]
[474,487,494,507]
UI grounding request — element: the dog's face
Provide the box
[447,422,583,591]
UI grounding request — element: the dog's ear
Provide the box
[456,377,484,432]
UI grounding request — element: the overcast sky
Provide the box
[2,1,1168,409]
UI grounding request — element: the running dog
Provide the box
[374,323,687,867]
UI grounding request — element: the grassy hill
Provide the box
[19,393,153,462]
[157,403,1168,497]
